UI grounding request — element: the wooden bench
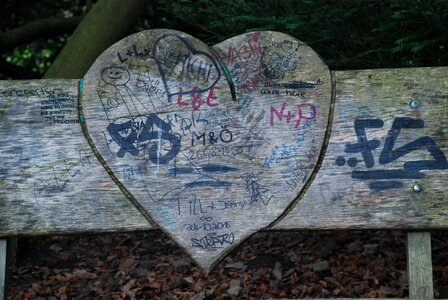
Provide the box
[0,29,446,299]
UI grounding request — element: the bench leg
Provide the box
[407,232,434,299]
[0,239,6,300]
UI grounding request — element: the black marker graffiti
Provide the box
[191,232,235,249]
[335,117,448,190]
[191,129,233,146]
[261,44,298,80]
[153,33,221,104]
[99,65,158,118]
[379,118,447,171]
[264,79,324,90]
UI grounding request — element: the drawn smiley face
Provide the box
[101,66,130,86]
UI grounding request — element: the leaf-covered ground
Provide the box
[6,230,448,299]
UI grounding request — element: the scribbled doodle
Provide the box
[221,32,265,94]
[101,66,131,86]
[107,114,181,164]
[135,71,168,107]
[284,144,317,191]
[239,129,264,159]
[285,167,309,191]
[123,165,138,183]
[261,41,299,80]
[32,151,92,204]
[99,65,157,120]
[230,62,264,94]
[79,149,92,166]
[106,96,120,109]
[335,117,448,190]
[164,113,198,136]
[240,172,273,205]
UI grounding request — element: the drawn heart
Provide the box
[153,33,221,105]
[81,29,331,273]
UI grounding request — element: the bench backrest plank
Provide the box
[275,67,448,230]
[0,80,152,236]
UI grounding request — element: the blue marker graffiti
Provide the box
[107,114,181,164]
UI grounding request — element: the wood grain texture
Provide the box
[0,239,5,300]
[0,80,152,236]
[81,29,331,272]
[274,67,448,230]
[407,232,434,299]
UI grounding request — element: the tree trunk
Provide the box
[44,0,147,79]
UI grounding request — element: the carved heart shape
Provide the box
[81,29,331,273]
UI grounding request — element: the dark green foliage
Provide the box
[1,0,448,79]
[147,0,447,69]
[0,0,90,79]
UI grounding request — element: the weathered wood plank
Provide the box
[81,29,332,272]
[407,232,434,299]
[0,80,152,236]
[274,67,448,230]
[0,239,6,300]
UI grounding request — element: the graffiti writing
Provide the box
[177,85,220,110]
[270,102,317,128]
[32,150,92,204]
[264,144,301,167]
[183,216,232,232]
[116,44,151,63]
[186,145,244,161]
[261,40,299,80]
[176,198,245,216]
[222,32,262,67]
[191,128,233,146]
[107,114,181,165]
[335,117,448,190]
[191,232,235,249]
